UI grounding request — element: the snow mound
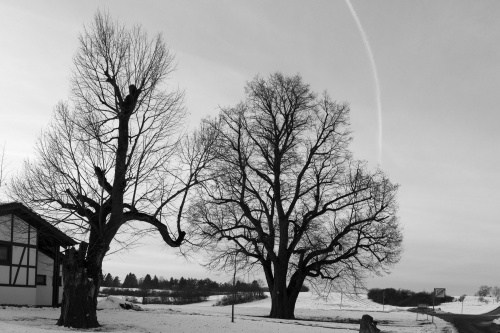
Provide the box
[98,296,142,311]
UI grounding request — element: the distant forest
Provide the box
[368,288,454,307]
[100,272,308,293]
[101,272,264,292]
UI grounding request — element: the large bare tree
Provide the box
[10,12,215,328]
[0,142,7,190]
[189,73,402,319]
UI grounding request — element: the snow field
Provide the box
[0,292,482,333]
[438,295,500,314]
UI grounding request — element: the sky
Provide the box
[0,0,499,296]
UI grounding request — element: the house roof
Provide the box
[0,202,77,247]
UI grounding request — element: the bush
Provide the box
[101,287,211,305]
[367,288,453,307]
[214,291,267,306]
[478,296,489,304]
[476,286,491,297]
[143,292,209,305]
[101,287,146,297]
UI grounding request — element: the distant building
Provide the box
[0,202,76,306]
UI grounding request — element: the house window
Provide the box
[36,274,47,285]
[0,244,10,265]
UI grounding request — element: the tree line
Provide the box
[368,288,454,307]
[101,272,265,293]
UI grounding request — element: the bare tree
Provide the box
[492,286,500,302]
[9,11,215,328]
[476,285,492,297]
[0,142,7,189]
[188,73,402,319]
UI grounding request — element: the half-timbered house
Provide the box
[0,202,76,306]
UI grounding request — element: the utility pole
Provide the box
[232,253,237,323]
[382,290,385,312]
[432,291,435,324]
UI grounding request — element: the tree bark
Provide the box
[269,287,299,319]
[268,266,304,319]
[57,244,100,328]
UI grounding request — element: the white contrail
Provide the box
[345,0,383,165]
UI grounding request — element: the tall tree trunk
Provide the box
[58,89,133,328]
[57,243,100,328]
[269,285,297,319]
[268,261,298,319]
[268,267,305,319]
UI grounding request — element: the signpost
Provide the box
[432,288,446,323]
[232,253,237,323]
[434,288,446,298]
[382,290,385,312]
[416,304,429,321]
[459,295,466,314]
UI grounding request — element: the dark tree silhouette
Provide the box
[122,273,139,288]
[189,73,402,319]
[476,285,492,297]
[0,142,8,190]
[112,276,121,288]
[152,275,160,289]
[9,11,215,328]
[102,273,113,287]
[141,274,153,289]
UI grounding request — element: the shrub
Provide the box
[143,293,209,305]
[476,286,492,297]
[101,287,211,305]
[214,291,267,306]
[101,288,146,297]
[478,296,489,304]
[367,288,453,307]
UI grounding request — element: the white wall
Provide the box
[0,286,36,305]
[0,266,9,284]
[36,252,54,306]
[12,246,27,265]
[11,267,27,285]
[36,284,52,306]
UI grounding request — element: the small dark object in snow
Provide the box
[359,314,381,333]
[119,303,133,310]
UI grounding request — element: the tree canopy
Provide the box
[189,73,402,319]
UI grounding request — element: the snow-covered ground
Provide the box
[438,295,500,314]
[1,292,496,333]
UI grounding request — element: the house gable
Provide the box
[0,203,76,305]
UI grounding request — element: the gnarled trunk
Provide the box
[268,265,304,319]
[57,243,100,328]
[269,284,302,319]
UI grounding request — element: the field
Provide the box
[1,292,498,332]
